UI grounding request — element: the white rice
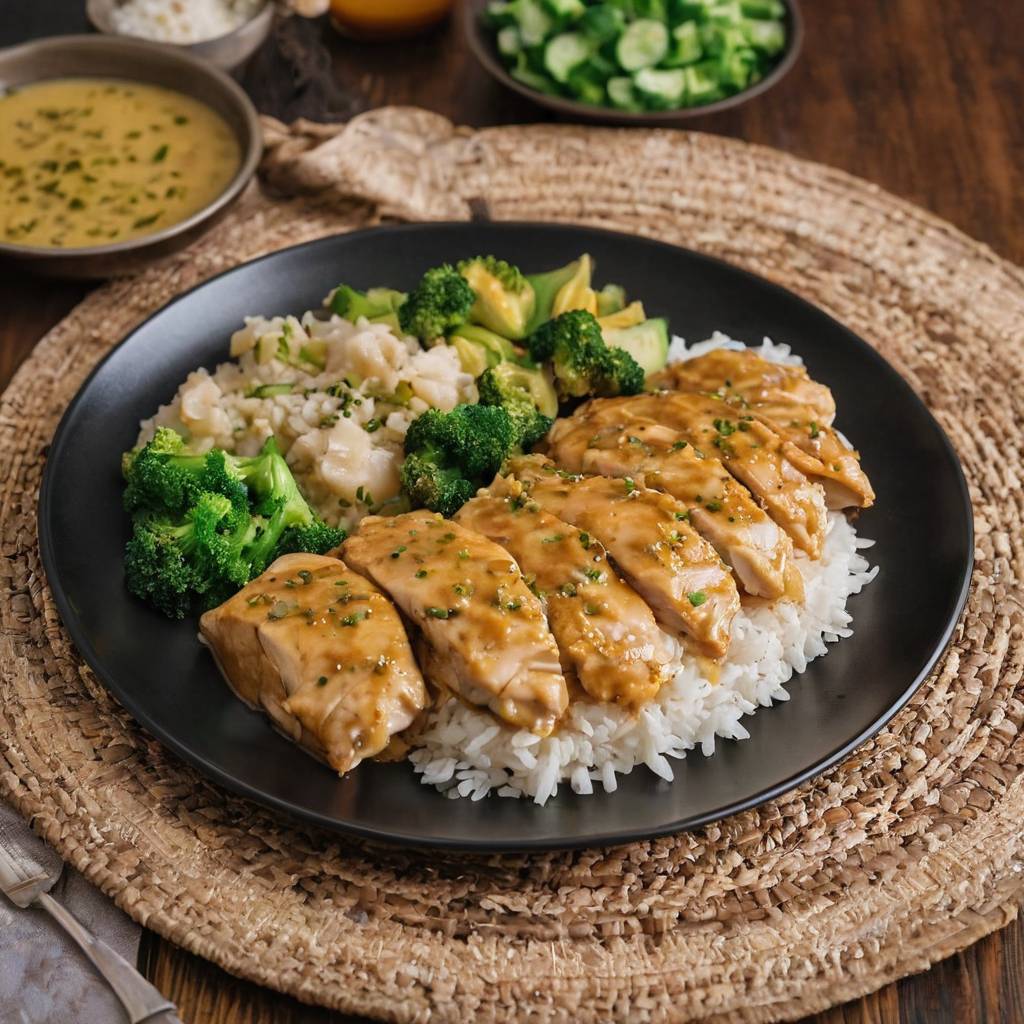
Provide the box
[410,510,877,804]
[110,0,264,44]
[407,332,878,804]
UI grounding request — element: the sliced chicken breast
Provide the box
[546,414,801,601]
[770,419,875,509]
[199,553,427,775]
[567,393,827,558]
[654,350,874,509]
[455,494,672,708]
[343,511,568,735]
[652,347,836,424]
[499,454,740,659]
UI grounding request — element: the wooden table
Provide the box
[2,2,1022,1021]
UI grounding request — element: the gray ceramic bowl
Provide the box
[0,35,262,279]
[86,0,274,74]
[465,0,804,126]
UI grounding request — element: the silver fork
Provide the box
[0,818,185,1024]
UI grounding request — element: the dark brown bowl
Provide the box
[464,0,804,126]
[0,35,262,279]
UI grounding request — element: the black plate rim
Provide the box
[37,221,975,851]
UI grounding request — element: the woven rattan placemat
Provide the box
[2,108,1022,1023]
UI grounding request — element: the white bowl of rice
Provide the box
[86,0,275,72]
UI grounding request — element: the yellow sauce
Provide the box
[0,78,241,248]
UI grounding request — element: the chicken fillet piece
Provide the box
[455,494,672,708]
[343,511,568,735]
[199,553,427,775]
[568,393,828,558]
[652,348,836,424]
[499,454,739,659]
[546,415,801,601]
[654,350,874,509]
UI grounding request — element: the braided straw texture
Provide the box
[2,108,1022,1023]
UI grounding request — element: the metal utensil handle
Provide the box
[37,890,180,1024]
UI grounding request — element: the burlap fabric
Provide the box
[1,108,1021,1023]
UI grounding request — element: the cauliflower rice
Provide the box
[140,319,877,804]
[138,310,477,532]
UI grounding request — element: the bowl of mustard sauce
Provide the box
[0,35,261,278]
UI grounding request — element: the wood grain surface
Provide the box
[1,2,1021,1021]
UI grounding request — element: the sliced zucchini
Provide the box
[596,282,627,316]
[485,0,515,26]
[525,258,583,332]
[740,0,784,17]
[717,46,757,90]
[515,0,554,47]
[248,382,296,398]
[699,21,745,56]
[633,0,668,19]
[486,360,559,418]
[364,287,406,311]
[511,54,561,95]
[598,300,646,330]
[551,253,598,316]
[616,19,669,71]
[708,0,743,25]
[449,323,518,364]
[606,0,638,16]
[668,0,713,24]
[568,69,607,106]
[662,20,702,66]
[450,335,492,377]
[541,0,586,22]
[497,24,523,57]
[369,311,403,334]
[544,32,592,83]
[602,318,669,377]
[740,17,785,53]
[633,66,687,108]
[683,62,726,104]
[606,76,642,110]
[588,50,620,78]
[580,4,626,44]
[298,340,327,370]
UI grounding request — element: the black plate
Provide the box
[38,223,973,850]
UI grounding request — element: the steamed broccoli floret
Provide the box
[122,427,244,515]
[122,431,345,618]
[125,493,257,618]
[526,309,645,399]
[477,365,554,449]
[599,345,646,396]
[401,404,519,517]
[329,285,406,321]
[398,264,475,342]
[457,255,536,339]
[275,519,346,559]
[399,452,478,521]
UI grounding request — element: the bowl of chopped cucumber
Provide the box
[466,0,803,123]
